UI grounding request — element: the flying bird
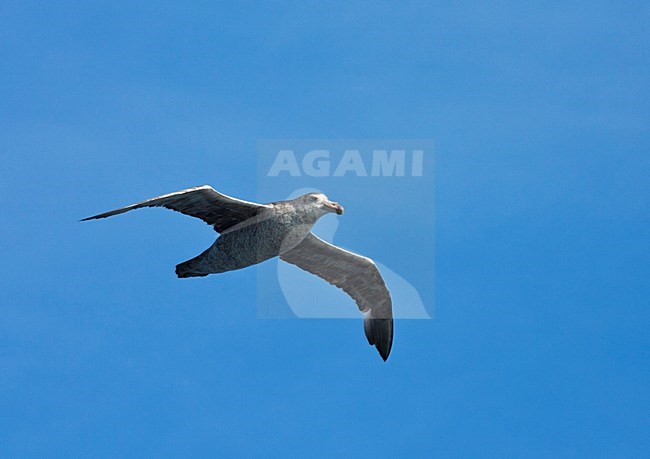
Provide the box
[82,185,393,361]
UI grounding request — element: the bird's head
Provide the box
[298,192,344,217]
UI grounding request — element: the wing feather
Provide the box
[81,185,269,233]
[280,233,393,361]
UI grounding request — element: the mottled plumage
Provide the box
[82,185,394,361]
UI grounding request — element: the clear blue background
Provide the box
[1,1,648,457]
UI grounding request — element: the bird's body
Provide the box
[82,185,394,361]
[176,204,318,277]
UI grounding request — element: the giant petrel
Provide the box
[82,185,393,361]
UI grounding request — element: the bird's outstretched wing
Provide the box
[81,185,269,233]
[280,233,393,361]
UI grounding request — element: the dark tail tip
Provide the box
[175,262,208,278]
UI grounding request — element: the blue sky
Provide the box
[1,1,649,457]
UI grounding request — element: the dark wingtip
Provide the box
[80,212,111,222]
[363,317,394,362]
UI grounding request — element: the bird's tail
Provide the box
[175,256,209,278]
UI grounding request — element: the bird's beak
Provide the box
[326,201,344,215]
